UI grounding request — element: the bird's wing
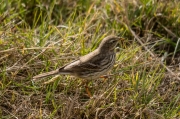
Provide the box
[59,49,112,73]
[77,61,101,70]
[62,53,104,72]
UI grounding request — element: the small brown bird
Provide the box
[33,35,122,80]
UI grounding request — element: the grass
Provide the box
[0,0,180,118]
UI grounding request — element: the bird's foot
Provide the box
[100,75,109,81]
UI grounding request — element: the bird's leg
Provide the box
[78,80,92,97]
[78,79,86,87]
[85,83,92,97]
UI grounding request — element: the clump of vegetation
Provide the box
[0,0,179,118]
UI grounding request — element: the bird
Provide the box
[33,35,122,80]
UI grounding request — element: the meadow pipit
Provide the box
[33,35,121,80]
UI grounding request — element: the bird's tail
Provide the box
[33,69,59,80]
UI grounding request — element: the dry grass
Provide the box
[0,0,180,119]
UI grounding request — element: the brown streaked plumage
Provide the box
[33,35,122,80]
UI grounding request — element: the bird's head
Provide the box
[98,35,122,52]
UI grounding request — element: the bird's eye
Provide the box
[110,40,116,43]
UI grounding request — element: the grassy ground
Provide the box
[0,0,180,118]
